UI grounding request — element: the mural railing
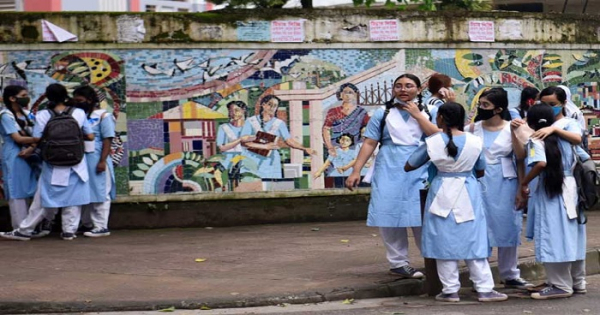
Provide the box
[360,80,394,106]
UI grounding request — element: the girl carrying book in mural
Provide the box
[322,83,369,157]
[345,74,438,279]
[405,101,508,303]
[313,133,355,187]
[240,95,315,179]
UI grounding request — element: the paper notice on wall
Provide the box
[468,21,495,42]
[116,16,146,43]
[271,20,305,43]
[498,20,523,40]
[41,20,78,42]
[237,21,270,42]
[369,19,399,41]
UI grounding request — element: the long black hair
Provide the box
[2,85,34,131]
[437,101,465,158]
[475,87,511,122]
[226,100,248,119]
[526,103,564,198]
[73,85,99,117]
[539,86,567,117]
[258,95,281,130]
[393,73,424,111]
[45,83,71,110]
[518,86,539,118]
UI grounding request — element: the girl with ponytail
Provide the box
[405,102,507,303]
[520,103,587,299]
[467,87,533,290]
[346,73,438,279]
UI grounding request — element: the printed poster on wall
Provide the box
[271,20,305,43]
[237,21,270,42]
[468,21,495,42]
[369,19,400,42]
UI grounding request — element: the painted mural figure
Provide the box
[322,83,369,157]
[216,101,247,170]
[312,133,355,187]
[241,95,315,179]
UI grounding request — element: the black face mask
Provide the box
[475,108,496,121]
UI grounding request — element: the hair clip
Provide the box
[538,118,547,124]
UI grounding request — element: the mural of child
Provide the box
[216,100,247,170]
[241,95,315,179]
[322,83,370,157]
[313,133,355,187]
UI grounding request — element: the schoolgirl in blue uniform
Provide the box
[405,102,508,302]
[0,86,38,229]
[521,103,586,299]
[466,88,533,289]
[1,83,94,241]
[73,85,116,238]
[346,74,439,279]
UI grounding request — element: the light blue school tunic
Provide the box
[364,108,428,228]
[216,123,243,170]
[409,133,489,259]
[327,147,355,177]
[0,112,37,199]
[85,110,116,203]
[524,118,588,241]
[477,128,521,247]
[527,134,586,262]
[34,108,93,208]
[240,116,291,179]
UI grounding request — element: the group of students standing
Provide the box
[346,73,588,302]
[0,83,116,241]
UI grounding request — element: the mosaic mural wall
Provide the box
[1,48,599,196]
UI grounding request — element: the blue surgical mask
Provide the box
[552,106,562,116]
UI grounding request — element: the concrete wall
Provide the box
[0,11,600,208]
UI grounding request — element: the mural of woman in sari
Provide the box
[322,83,370,157]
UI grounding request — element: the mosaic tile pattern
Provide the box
[2,48,600,196]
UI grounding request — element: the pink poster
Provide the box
[271,20,305,43]
[468,21,495,42]
[369,20,399,42]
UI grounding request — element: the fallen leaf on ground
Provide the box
[278,303,290,307]
[523,311,532,314]
[342,298,354,304]
[583,309,590,313]
[311,227,320,231]
[372,234,378,237]
[230,292,239,296]
[392,312,405,315]
[200,305,211,310]
[158,306,176,312]
[195,258,207,262]
[340,239,350,243]
[205,227,213,230]
[84,300,92,303]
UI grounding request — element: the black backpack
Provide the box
[40,107,84,166]
[573,151,599,224]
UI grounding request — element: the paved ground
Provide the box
[1,212,600,314]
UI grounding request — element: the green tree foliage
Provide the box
[209,0,312,8]
[353,0,492,10]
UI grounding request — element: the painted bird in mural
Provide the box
[225,52,262,68]
[174,57,196,72]
[0,64,17,87]
[202,64,227,84]
[10,60,51,81]
[141,63,176,76]
[260,55,299,75]
[583,69,600,78]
